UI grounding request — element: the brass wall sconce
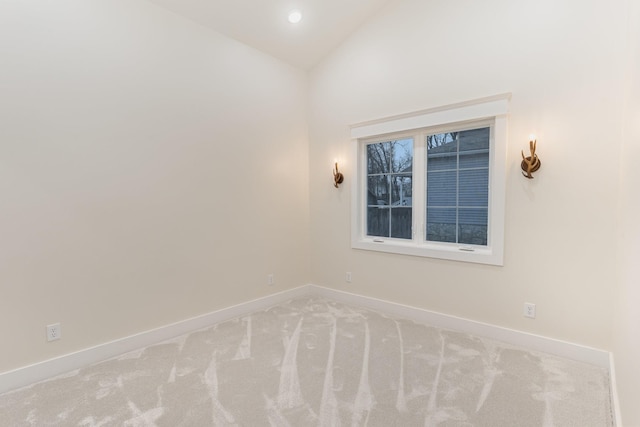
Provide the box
[521,136,541,179]
[333,161,344,188]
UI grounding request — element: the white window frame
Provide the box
[350,94,509,266]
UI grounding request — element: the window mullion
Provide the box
[455,132,460,244]
[413,133,426,243]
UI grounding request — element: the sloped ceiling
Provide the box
[147,0,394,69]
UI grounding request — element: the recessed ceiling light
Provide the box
[288,9,302,24]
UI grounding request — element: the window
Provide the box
[366,138,413,239]
[351,95,508,265]
[426,126,490,245]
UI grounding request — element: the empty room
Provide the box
[1,0,639,425]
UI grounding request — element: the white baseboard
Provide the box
[307,284,611,368]
[1,283,611,397]
[609,352,622,426]
[0,285,313,395]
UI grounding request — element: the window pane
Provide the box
[367,175,389,205]
[459,151,489,169]
[391,174,412,206]
[459,207,488,225]
[367,207,389,237]
[427,152,457,171]
[391,139,413,173]
[427,170,456,206]
[426,208,456,243]
[459,128,490,152]
[427,132,457,150]
[459,128,489,170]
[459,208,488,245]
[459,169,489,207]
[427,132,457,171]
[391,207,412,239]
[367,142,390,175]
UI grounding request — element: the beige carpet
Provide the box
[0,297,612,426]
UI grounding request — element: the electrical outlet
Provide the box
[46,323,61,341]
[346,272,352,283]
[524,303,536,319]
[267,274,275,286]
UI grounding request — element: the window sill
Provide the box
[352,238,503,266]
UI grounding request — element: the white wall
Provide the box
[0,0,309,373]
[308,0,627,351]
[613,0,640,424]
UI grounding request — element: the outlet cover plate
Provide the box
[524,303,536,319]
[47,323,61,341]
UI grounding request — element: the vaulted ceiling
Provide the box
[147,0,395,69]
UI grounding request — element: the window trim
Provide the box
[350,94,509,266]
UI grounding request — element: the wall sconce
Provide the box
[521,135,541,179]
[333,161,344,188]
